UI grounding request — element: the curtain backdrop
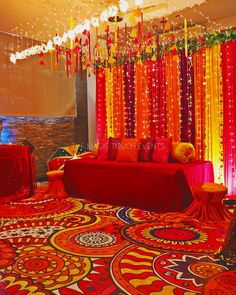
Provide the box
[96,41,236,199]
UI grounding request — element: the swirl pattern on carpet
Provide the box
[122,221,225,253]
[0,198,83,220]
[117,207,161,223]
[111,245,230,294]
[51,216,129,257]
[4,244,91,290]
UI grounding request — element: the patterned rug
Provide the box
[0,186,235,295]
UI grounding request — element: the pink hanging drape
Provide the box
[221,40,236,198]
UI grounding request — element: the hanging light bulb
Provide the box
[53,35,62,46]
[68,29,75,39]
[108,5,118,17]
[62,32,68,42]
[91,17,99,27]
[10,54,16,64]
[100,10,109,22]
[119,0,129,12]
[84,19,91,31]
[135,0,143,6]
[46,40,54,50]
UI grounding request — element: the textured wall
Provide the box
[0,72,88,180]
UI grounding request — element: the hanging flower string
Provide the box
[38,51,44,65]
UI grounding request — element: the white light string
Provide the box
[10,0,132,63]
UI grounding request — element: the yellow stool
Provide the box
[184,182,233,223]
[46,170,67,198]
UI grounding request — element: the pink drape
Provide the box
[221,40,236,198]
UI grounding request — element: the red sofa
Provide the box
[64,158,214,213]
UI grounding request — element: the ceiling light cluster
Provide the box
[10,0,132,64]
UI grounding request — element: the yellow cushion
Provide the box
[46,170,64,181]
[171,142,195,164]
[93,143,99,157]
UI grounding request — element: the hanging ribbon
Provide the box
[117,26,120,56]
[66,49,72,77]
[184,19,188,58]
[88,31,91,61]
[106,25,110,57]
[114,16,118,49]
[125,23,128,54]
[70,16,74,50]
[55,45,62,69]
[73,37,80,73]
[79,38,83,80]
[38,51,44,65]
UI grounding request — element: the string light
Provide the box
[119,0,129,13]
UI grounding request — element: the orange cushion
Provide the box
[116,138,139,162]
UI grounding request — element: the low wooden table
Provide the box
[184,182,233,223]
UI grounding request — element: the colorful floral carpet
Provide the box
[0,186,235,295]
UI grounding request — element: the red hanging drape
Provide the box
[96,68,107,140]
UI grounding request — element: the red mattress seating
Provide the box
[64,158,214,213]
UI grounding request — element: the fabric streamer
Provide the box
[106,67,114,137]
[135,61,150,138]
[221,40,236,198]
[124,62,135,138]
[96,67,107,140]
[165,52,181,142]
[205,44,224,184]
[192,48,206,160]
[95,41,235,198]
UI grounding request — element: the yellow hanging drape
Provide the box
[205,44,224,183]
[193,48,206,160]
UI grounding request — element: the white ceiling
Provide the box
[0,0,236,41]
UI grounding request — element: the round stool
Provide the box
[46,170,67,199]
[184,182,233,223]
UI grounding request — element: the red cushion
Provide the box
[108,137,121,160]
[97,138,109,160]
[152,137,172,163]
[138,138,154,162]
[116,138,139,162]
